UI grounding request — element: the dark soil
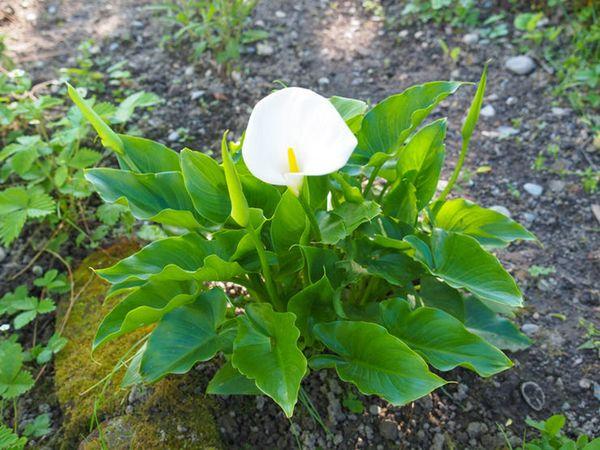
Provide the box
[2,0,599,448]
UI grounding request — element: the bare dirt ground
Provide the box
[2,0,599,448]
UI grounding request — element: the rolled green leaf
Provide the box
[66,83,124,156]
[221,132,250,227]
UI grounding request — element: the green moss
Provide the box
[55,240,222,449]
[54,240,143,446]
[130,373,222,449]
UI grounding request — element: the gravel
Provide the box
[523,182,544,197]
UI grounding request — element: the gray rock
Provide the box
[506,96,518,106]
[379,420,398,440]
[167,130,180,142]
[505,55,536,75]
[431,433,445,450]
[190,90,205,101]
[579,378,592,389]
[462,33,479,45]
[467,422,488,438]
[275,10,286,18]
[0,246,6,263]
[184,66,194,77]
[256,42,274,56]
[497,126,519,137]
[551,107,570,117]
[32,265,43,276]
[480,104,496,118]
[398,30,409,39]
[521,212,536,226]
[521,323,540,336]
[524,182,544,197]
[549,180,566,193]
[369,404,381,415]
[108,42,119,52]
[318,77,330,86]
[489,205,511,218]
[521,381,545,411]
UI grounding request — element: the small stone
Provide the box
[521,323,540,336]
[398,30,409,38]
[521,381,545,411]
[523,182,543,197]
[256,42,274,56]
[462,33,479,45]
[184,66,194,77]
[275,10,286,18]
[0,246,6,262]
[506,96,518,106]
[521,212,536,226]
[167,130,180,142]
[0,323,10,332]
[108,42,119,52]
[579,378,592,390]
[489,205,511,218]
[32,265,44,276]
[551,107,570,117]
[432,433,445,450]
[497,126,519,137]
[231,70,242,83]
[369,404,381,415]
[190,90,205,101]
[505,55,536,75]
[48,4,57,14]
[379,420,398,440]
[318,76,330,86]
[467,422,488,438]
[480,104,496,118]
[548,180,565,193]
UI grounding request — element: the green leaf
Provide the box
[67,84,124,155]
[395,118,446,209]
[318,201,381,244]
[375,298,512,377]
[85,168,203,230]
[0,340,34,400]
[382,179,418,225]
[121,344,145,388]
[419,277,531,351]
[288,276,337,344]
[405,229,523,307]
[0,186,54,244]
[356,81,463,161]
[207,361,262,396]
[180,149,230,224]
[0,424,27,449]
[23,413,51,438]
[140,289,229,382]
[118,134,180,173]
[111,91,160,124]
[330,96,368,133]
[299,246,347,288]
[68,148,102,169]
[271,190,308,254]
[463,296,532,351]
[96,231,245,290]
[96,203,129,226]
[232,303,306,417]
[432,198,536,248]
[311,321,445,405]
[93,279,198,350]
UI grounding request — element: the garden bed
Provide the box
[1,0,598,448]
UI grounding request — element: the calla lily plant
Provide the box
[68,66,536,419]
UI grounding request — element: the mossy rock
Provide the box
[55,240,222,449]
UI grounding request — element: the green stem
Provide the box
[358,277,377,305]
[13,399,17,433]
[363,162,383,198]
[298,193,322,242]
[247,225,283,311]
[438,139,468,202]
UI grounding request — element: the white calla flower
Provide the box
[242,87,357,195]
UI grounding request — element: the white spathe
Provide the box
[242,87,357,194]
